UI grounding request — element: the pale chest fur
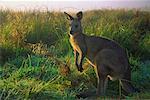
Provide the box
[69,37,81,52]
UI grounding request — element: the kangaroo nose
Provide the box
[70,31,73,34]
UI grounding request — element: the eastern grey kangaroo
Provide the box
[64,11,139,96]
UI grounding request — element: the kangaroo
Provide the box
[64,11,139,96]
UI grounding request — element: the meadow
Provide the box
[0,9,150,99]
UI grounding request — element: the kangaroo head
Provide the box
[64,11,83,36]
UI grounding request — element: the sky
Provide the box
[0,0,150,12]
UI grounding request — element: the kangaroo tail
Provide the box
[120,66,140,94]
[120,79,140,94]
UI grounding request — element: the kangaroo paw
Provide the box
[79,66,84,72]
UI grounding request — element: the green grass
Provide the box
[0,56,150,99]
[0,9,150,99]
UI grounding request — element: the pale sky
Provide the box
[0,0,150,12]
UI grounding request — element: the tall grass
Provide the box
[1,9,149,59]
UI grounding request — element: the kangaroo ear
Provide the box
[76,11,83,20]
[64,12,74,20]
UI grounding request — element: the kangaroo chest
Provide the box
[69,37,81,52]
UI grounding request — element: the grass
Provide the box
[0,9,150,99]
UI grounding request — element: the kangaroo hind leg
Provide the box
[95,64,108,96]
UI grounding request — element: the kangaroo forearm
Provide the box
[74,50,79,66]
[74,49,84,72]
[76,53,84,72]
[78,53,85,67]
